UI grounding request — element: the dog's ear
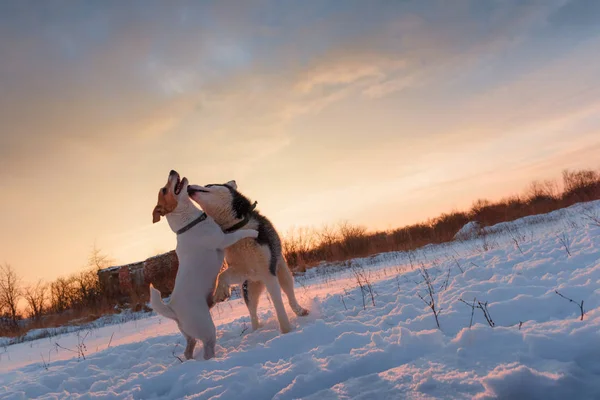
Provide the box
[226,180,237,190]
[152,204,163,223]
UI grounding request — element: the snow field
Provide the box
[1,201,599,399]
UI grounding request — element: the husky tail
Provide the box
[149,284,177,321]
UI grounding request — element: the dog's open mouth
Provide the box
[174,176,185,195]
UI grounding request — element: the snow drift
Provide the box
[1,201,599,399]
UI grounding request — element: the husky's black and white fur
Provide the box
[188,181,309,333]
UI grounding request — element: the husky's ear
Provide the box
[152,204,163,223]
[225,180,237,190]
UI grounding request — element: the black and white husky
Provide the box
[188,180,309,333]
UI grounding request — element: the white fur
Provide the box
[150,172,258,360]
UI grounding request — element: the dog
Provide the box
[187,180,309,334]
[150,170,258,360]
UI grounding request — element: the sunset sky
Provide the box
[1,0,600,283]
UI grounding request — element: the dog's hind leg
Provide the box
[182,317,216,360]
[202,334,216,360]
[183,334,197,360]
[243,280,265,330]
[200,319,217,360]
[277,259,309,317]
[263,275,292,334]
[178,323,197,360]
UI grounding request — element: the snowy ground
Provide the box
[1,202,600,399]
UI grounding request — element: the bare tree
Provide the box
[23,280,47,320]
[317,224,340,259]
[338,221,369,257]
[50,277,73,313]
[0,263,22,326]
[88,243,114,271]
[73,269,101,309]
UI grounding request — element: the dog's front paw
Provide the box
[245,229,259,239]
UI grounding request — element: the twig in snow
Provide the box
[172,350,184,363]
[479,229,493,252]
[439,266,451,292]
[512,237,524,255]
[451,256,464,273]
[40,353,49,370]
[555,290,585,321]
[54,343,77,355]
[459,297,476,328]
[459,298,495,327]
[107,333,114,349]
[340,294,348,310]
[54,330,89,361]
[76,330,89,360]
[556,232,572,257]
[171,342,184,363]
[240,322,249,336]
[581,206,600,227]
[507,226,527,255]
[417,267,441,329]
[477,301,495,327]
[407,251,417,270]
[351,263,375,309]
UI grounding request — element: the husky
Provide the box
[188,180,309,334]
[150,170,258,360]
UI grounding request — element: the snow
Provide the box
[1,201,600,399]
[0,311,152,348]
[454,221,481,240]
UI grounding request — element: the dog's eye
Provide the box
[161,188,167,195]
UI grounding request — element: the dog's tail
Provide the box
[149,284,177,321]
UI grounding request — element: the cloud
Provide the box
[295,56,405,94]
[363,75,418,99]
[0,0,591,184]
[0,0,574,169]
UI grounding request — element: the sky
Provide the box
[1,0,600,283]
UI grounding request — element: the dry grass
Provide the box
[282,168,600,272]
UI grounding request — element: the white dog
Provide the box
[150,170,258,360]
